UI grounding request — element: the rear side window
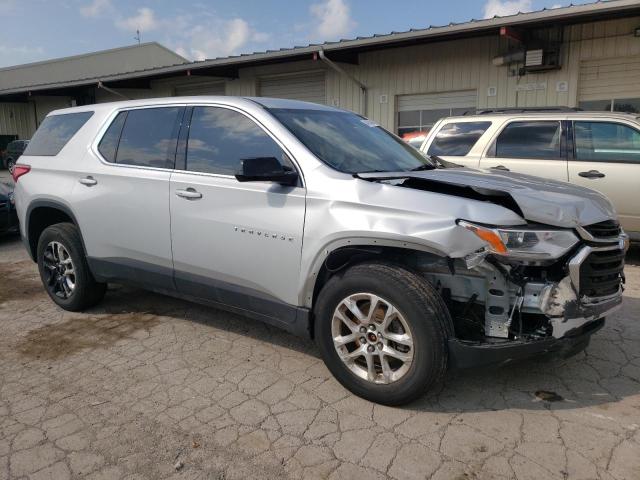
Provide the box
[427,121,491,156]
[494,121,562,159]
[24,112,93,156]
[98,112,127,163]
[113,107,182,168]
[574,121,640,163]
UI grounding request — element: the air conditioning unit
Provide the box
[520,48,561,73]
[525,49,544,67]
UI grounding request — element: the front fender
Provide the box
[298,234,450,308]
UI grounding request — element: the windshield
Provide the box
[268,108,435,173]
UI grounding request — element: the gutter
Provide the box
[317,49,368,116]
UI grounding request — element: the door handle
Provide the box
[491,165,510,172]
[578,170,605,179]
[78,176,97,186]
[175,188,202,200]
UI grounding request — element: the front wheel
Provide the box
[37,223,106,311]
[314,262,450,405]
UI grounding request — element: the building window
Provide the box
[579,98,640,114]
[398,107,470,139]
[396,91,477,142]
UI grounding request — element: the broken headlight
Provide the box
[458,221,579,261]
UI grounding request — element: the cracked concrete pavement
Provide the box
[0,235,639,480]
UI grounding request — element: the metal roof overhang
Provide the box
[2,0,640,100]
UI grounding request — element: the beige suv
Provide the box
[421,109,640,240]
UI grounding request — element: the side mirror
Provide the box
[235,157,299,186]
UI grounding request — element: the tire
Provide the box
[6,158,15,174]
[314,261,450,405]
[37,222,106,311]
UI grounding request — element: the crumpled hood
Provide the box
[358,168,616,228]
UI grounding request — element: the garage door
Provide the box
[578,56,640,112]
[175,81,225,96]
[397,90,477,137]
[259,72,326,104]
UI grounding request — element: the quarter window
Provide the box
[98,112,126,163]
[186,106,289,175]
[24,112,94,156]
[427,121,492,156]
[115,107,182,168]
[494,121,562,159]
[574,121,640,163]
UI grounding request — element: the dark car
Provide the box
[0,183,18,235]
[3,140,29,173]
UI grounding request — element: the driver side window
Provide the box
[185,106,292,175]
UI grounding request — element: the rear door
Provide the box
[479,119,569,181]
[568,119,640,234]
[72,105,184,290]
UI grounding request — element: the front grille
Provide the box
[583,220,621,240]
[580,249,625,297]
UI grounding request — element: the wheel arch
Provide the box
[25,200,85,262]
[301,236,452,315]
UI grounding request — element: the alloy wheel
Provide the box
[42,241,76,299]
[331,293,414,384]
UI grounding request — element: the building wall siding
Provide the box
[0,103,36,139]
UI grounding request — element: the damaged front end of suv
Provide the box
[353,169,628,368]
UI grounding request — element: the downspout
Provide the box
[97,81,130,100]
[317,49,367,116]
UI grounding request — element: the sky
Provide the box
[0,0,592,68]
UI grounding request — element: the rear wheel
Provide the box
[6,158,15,174]
[37,223,106,311]
[315,262,450,405]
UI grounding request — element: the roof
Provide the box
[0,42,187,92]
[444,111,640,121]
[45,96,339,117]
[1,0,639,97]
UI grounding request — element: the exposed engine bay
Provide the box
[355,169,628,348]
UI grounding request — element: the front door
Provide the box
[568,120,640,234]
[479,120,569,182]
[169,105,306,329]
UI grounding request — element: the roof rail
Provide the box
[472,107,582,115]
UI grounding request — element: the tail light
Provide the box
[12,164,30,182]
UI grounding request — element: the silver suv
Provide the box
[14,97,628,405]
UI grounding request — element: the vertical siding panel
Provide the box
[592,21,605,58]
